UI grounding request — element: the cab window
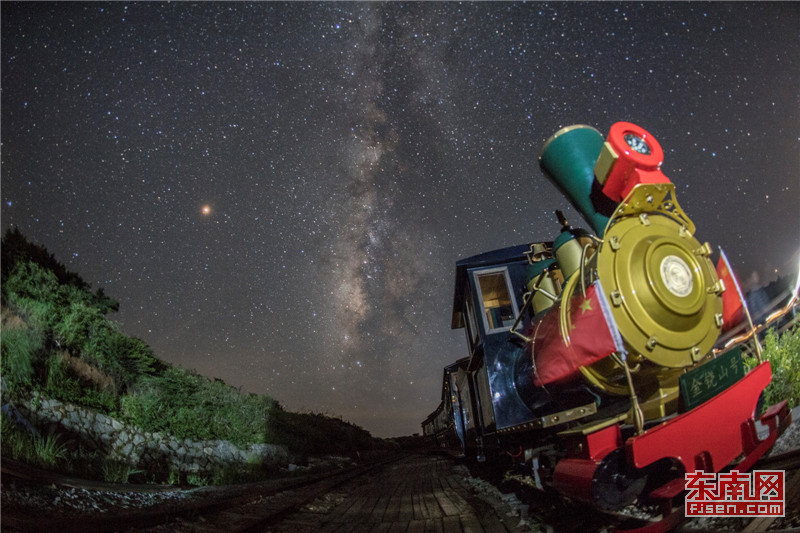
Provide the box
[473,268,518,333]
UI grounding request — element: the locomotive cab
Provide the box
[451,244,604,449]
[452,245,533,440]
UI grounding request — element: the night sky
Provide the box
[2,2,798,438]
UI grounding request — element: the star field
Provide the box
[2,3,798,437]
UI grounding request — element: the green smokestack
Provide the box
[539,125,610,237]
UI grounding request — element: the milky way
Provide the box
[2,2,798,437]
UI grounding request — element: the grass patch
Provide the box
[186,473,209,486]
[0,326,41,390]
[1,411,35,463]
[757,325,800,409]
[32,431,68,468]
[120,367,277,446]
[102,459,142,483]
[1,413,67,469]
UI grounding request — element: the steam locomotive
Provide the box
[422,122,792,524]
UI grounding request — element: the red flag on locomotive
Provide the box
[716,248,746,332]
[532,280,625,386]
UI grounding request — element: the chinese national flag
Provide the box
[716,250,746,332]
[532,280,624,386]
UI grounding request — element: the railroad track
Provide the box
[675,449,800,533]
[496,470,642,532]
[673,447,800,533]
[1,457,182,493]
[754,447,800,472]
[2,454,404,532]
[4,449,797,532]
[493,446,800,533]
[154,454,403,533]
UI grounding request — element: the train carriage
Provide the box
[422,359,467,451]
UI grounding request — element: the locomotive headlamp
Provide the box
[660,254,693,297]
[594,122,670,203]
[624,132,652,155]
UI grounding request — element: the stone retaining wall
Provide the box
[13,392,290,475]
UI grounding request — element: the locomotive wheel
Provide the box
[592,448,648,510]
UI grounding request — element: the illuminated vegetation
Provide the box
[757,325,800,409]
[1,228,382,482]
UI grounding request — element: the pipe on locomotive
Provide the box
[539,122,670,238]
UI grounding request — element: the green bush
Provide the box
[43,353,119,414]
[108,332,162,383]
[0,326,43,391]
[2,259,137,394]
[760,325,800,408]
[1,411,33,463]
[44,352,81,400]
[186,473,209,486]
[32,431,68,469]
[120,368,276,446]
[101,458,141,483]
[78,387,119,413]
[53,298,104,350]
[92,325,134,384]
[2,228,118,313]
[3,261,60,310]
[4,419,71,470]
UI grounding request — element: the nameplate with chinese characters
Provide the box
[679,347,744,411]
